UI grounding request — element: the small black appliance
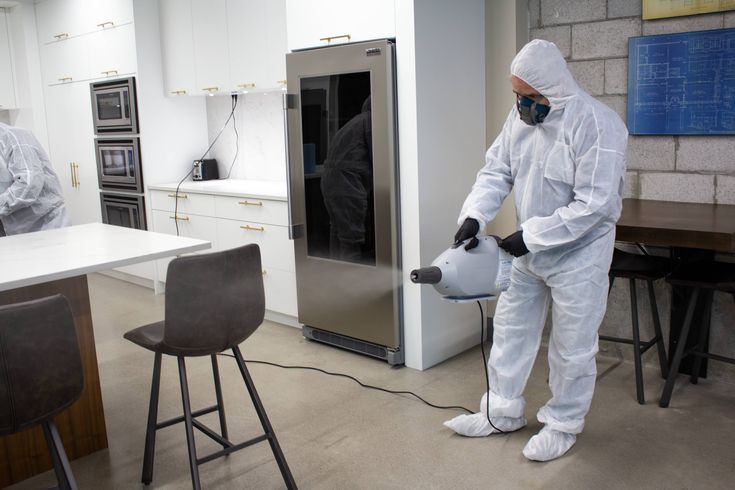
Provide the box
[192,159,219,181]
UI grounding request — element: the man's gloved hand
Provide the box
[499,230,529,257]
[453,218,480,250]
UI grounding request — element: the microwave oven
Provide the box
[95,137,143,192]
[90,77,139,135]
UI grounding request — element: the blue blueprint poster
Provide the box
[627,28,735,135]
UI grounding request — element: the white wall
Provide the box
[397,0,487,370]
[205,91,286,182]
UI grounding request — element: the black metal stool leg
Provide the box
[629,278,645,404]
[211,354,229,446]
[608,275,615,297]
[42,420,78,490]
[232,347,297,490]
[660,288,700,408]
[647,279,668,379]
[142,352,162,485]
[178,357,202,490]
[690,289,713,385]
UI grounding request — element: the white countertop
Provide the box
[148,179,287,201]
[0,223,211,291]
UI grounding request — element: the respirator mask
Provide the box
[516,94,550,126]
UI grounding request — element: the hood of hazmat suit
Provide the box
[0,123,70,236]
[448,40,628,460]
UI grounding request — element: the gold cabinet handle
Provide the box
[319,34,351,43]
[261,270,267,276]
[169,215,190,221]
[167,193,188,199]
[171,89,187,96]
[237,83,256,89]
[101,70,118,76]
[240,225,265,232]
[202,86,219,93]
[58,77,72,83]
[97,21,115,29]
[54,33,69,40]
[69,162,76,188]
[72,163,80,187]
[277,80,287,86]
[238,200,263,206]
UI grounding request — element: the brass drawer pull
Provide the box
[240,225,265,232]
[319,34,351,43]
[262,270,267,276]
[167,193,188,199]
[97,21,115,29]
[202,86,219,93]
[238,200,263,206]
[69,162,76,188]
[277,80,287,86]
[58,77,72,83]
[54,33,69,40]
[237,83,256,89]
[169,215,190,221]
[101,70,118,76]
[171,89,187,95]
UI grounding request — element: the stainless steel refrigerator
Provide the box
[284,39,402,364]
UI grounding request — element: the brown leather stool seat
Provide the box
[659,260,735,408]
[0,295,82,490]
[124,244,296,489]
[602,248,671,404]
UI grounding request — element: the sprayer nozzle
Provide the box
[410,266,442,284]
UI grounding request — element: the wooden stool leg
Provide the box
[690,290,714,385]
[647,280,669,379]
[660,288,700,408]
[629,278,645,404]
[142,352,162,485]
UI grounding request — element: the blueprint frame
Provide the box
[627,28,735,135]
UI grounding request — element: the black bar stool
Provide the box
[0,295,83,490]
[124,244,296,489]
[602,248,670,404]
[659,260,735,408]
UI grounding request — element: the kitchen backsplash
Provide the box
[205,91,286,182]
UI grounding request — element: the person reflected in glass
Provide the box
[320,96,374,264]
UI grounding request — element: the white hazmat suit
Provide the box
[445,40,627,461]
[0,123,69,236]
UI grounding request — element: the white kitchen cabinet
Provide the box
[0,10,17,110]
[159,0,196,96]
[88,23,137,80]
[148,182,297,320]
[191,0,231,95]
[35,0,133,44]
[40,35,90,84]
[87,0,134,32]
[44,83,101,225]
[227,0,287,92]
[285,0,395,51]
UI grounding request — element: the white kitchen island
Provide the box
[0,223,210,487]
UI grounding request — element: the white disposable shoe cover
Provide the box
[444,413,527,437]
[522,426,576,461]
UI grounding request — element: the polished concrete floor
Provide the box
[9,273,735,489]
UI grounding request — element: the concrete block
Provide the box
[567,60,604,96]
[530,25,571,58]
[605,58,628,95]
[623,170,638,199]
[540,0,606,26]
[626,136,676,171]
[596,95,627,124]
[572,18,641,60]
[726,12,735,28]
[642,13,724,35]
[716,175,735,205]
[608,0,642,19]
[639,172,714,203]
[677,137,735,173]
[529,0,541,28]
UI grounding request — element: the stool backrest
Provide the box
[0,294,83,435]
[163,244,266,354]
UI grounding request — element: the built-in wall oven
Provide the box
[100,192,147,230]
[95,137,143,193]
[90,77,138,135]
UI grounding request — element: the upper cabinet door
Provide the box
[88,23,138,80]
[285,0,395,51]
[226,0,270,92]
[159,0,196,96]
[265,0,288,88]
[191,0,231,95]
[35,0,90,44]
[0,11,17,110]
[87,0,134,32]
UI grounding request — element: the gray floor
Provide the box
[9,273,735,489]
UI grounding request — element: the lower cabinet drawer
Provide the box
[262,268,297,317]
[151,209,218,283]
[216,218,295,272]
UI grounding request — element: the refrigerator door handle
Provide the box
[282,92,304,240]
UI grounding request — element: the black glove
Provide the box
[453,218,480,250]
[499,230,529,257]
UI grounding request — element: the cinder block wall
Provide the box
[528,0,735,378]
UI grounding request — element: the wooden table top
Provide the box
[616,199,735,252]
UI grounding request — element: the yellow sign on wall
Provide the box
[643,0,735,20]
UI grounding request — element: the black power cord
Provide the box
[216,302,506,434]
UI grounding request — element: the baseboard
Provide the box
[99,270,155,290]
[264,310,299,328]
